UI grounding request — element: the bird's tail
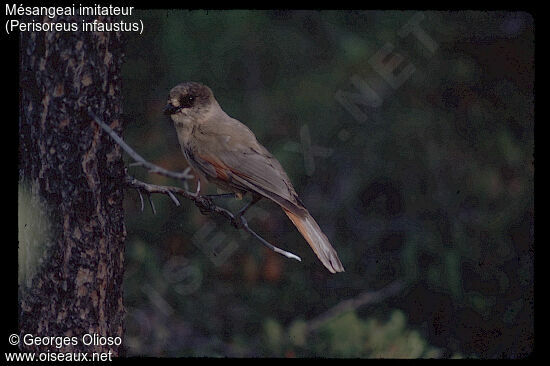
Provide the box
[283,208,344,273]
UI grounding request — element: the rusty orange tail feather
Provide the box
[283,208,344,273]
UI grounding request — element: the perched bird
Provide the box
[163,82,344,273]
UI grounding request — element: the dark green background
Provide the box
[121,10,534,358]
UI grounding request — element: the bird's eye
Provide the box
[180,95,195,108]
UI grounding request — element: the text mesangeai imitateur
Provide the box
[6,4,135,18]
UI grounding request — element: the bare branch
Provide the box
[125,176,302,262]
[89,110,194,182]
[306,280,406,333]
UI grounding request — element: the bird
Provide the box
[163,82,344,273]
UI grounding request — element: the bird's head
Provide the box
[163,82,215,120]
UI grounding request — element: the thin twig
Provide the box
[166,190,180,206]
[306,280,406,333]
[239,216,301,261]
[147,194,157,215]
[137,189,144,212]
[89,110,194,182]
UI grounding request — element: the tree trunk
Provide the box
[18,15,126,356]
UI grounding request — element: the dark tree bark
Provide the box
[18,15,126,356]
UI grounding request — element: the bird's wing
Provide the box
[193,117,306,215]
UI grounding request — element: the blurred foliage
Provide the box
[260,310,460,358]
[121,10,533,358]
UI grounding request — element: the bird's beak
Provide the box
[163,103,180,116]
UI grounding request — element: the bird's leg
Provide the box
[232,195,261,230]
[236,195,262,219]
